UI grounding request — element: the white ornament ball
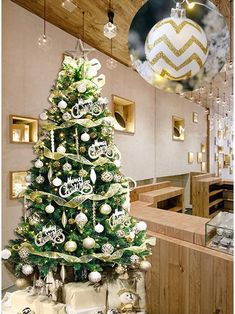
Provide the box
[100,204,112,215]
[52,177,62,187]
[75,212,88,228]
[114,160,121,168]
[62,112,71,121]
[22,264,34,276]
[88,271,102,283]
[25,174,31,183]
[45,204,55,214]
[1,249,11,260]
[36,175,45,184]
[83,237,96,249]
[58,100,67,109]
[136,221,147,232]
[139,260,151,272]
[63,162,72,172]
[39,112,48,121]
[81,132,90,142]
[35,159,43,169]
[145,17,209,81]
[101,171,113,182]
[102,243,114,255]
[64,240,77,252]
[95,223,104,233]
[57,146,66,154]
[77,83,87,93]
[130,254,140,264]
[16,278,29,289]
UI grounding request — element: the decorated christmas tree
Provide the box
[2,56,155,298]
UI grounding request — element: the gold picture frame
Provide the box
[201,162,206,172]
[10,115,38,144]
[197,152,203,163]
[193,112,198,123]
[188,152,194,164]
[201,143,206,153]
[172,116,185,141]
[112,95,135,134]
[10,171,28,199]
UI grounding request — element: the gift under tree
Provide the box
[2,55,155,312]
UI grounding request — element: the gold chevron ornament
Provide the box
[145,3,209,81]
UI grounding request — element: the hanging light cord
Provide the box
[43,0,46,37]
[229,0,233,61]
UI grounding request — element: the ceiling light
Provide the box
[61,0,76,12]
[38,0,51,51]
[104,9,117,39]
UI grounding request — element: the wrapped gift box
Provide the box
[65,305,106,314]
[63,282,107,312]
[38,299,65,314]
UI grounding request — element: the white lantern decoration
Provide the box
[145,3,209,81]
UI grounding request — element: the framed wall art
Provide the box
[10,115,38,144]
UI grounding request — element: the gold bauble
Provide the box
[79,169,88,177]
[90,132,97,139]
[79,146,86,153]
[36,198,43,204]
[16,278,29,289]
[86,115,92,120]
[64,240,77,252]
[68,218,75,225]
[53,161,61,168]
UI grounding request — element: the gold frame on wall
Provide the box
[10,115,39,144]
[172,116,185,141]
[197,152,202,163]
[192,112,198,123]
[112,95,135,134]
[201,143,206,153]
[10,171,28,199]
[188,152,194,164]
[201,162,206,172]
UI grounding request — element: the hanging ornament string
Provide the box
[50,130,55,153]
[75,128,79,155]
[43,0,46,37]
[92,201,96,228]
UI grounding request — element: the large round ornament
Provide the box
[95,223,104,233]
[100,204,112,215]
[88,271,102,283]
[102,243,114,256]
[35,160,43,169]
[16,278,29,289]
[83,237,96,249]
[145,12,208,81]
[64,240,77,252]
[58,100,68,110]
[45,204,55,214]
[75,212,88,228]
[52,177,62,187]
[22,264,34,276]
[1,249,11,260]
[139,260,151,271]
[36,175,45,184]
[101,171,113,182]
[57,146,66,154]
[81,132,90,142]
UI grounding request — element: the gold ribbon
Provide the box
[18,237,156,264]
[40,117,114,131]
[26,182,129,208]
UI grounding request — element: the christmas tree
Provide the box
[3,56,155,289]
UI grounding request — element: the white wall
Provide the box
[2,0,208,288]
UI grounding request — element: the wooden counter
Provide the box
[130,196,233,314]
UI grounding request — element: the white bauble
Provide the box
[81,132,90,142]
[35,159,43,169]
[64,240,77,252]
[95,223,104,233]
[75,212,88,228]
[77,83,87,93]
[136,221,147,232]
[25,174,31,183]
[52,177,62,187]
[45,204,55,214]
[58,100,67,109]
[83,237,96,249]
[100,204,112,215]
[22,264,34,276]
[57,146,66,154]
[62,112,71,121]
[1,249,11,260]
[145,16,209,81]
[130,254,140,264]
[88,271,102,283]
[63,162,72,172]
[114,160,121,168]
[39,112,48,121]
[139,260,151,271]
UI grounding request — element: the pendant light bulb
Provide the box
[104,2,117,39]
[106,57,117,70]
[38,0,51,51]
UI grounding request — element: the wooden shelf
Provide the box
[209,210,220,218]
[209,189,224,197]
[209,198,223,208]
[169,206,183,212]
[224,199,233,202]
[200,177,221,185]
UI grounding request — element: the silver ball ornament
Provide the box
[22,264,34,276]
[88,271,102,283]
[52,177,62,187]
[77,83,87,93]
[39,112,48,121]
[81,132,90,142]
[83,237,96,249]
[102,243,114,255]
[62,112,71,121]
[130,254,140,264]
[139,260,151,271]
[57,146,66,154]
[100,204,112,215]
[95,223,104,233]
[36,175,45,184]
[63,162,72,172]
[45,204,55,214]
[58,100,67,109]
[1,249,11,260]
[35,160,43,169]
[64,240,77,252]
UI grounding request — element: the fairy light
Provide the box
[216,88,220,103]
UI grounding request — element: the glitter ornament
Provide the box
[35,160,43,169]
[68,218,75,224]
[48,105,58,114]
[75,212,88,229]
[36,175,45,184]
[102,243,114,255]
[90,132,97,139]
[1,249,11,260]
[22,264,34,276]
[83,237,96,249]
[29,213,40,225]
[39,112,48,121]
[18,248,30,260]
[130,255,140,264]
[63,162,72,172]
[79,146,86,153]
[58,100,67,109]
[95,223,104,233]
[101,171,113,182]
[114,174,122,183]
[88,271,102,283]
[100,203,112,215]
[57,146,66,154]
[45,204,55,214]
[117,230,125,238]
[139,260,151,271]
[62,112,71,121]
[136,221,147,232]
[52,177,62,187]
[64,240,77,252]
[79,169,88,177]
[81,132,90,142]
[53,161,61,168]
[86,114,92,120]
[115,265,126,275]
